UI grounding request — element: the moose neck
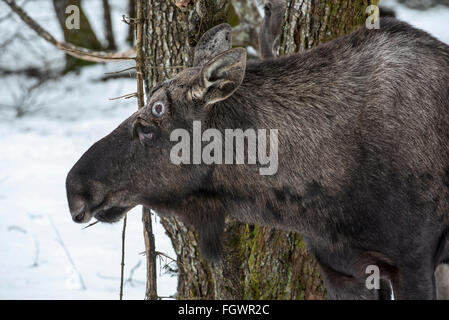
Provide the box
[204,51,363,199]
[210,49,353,131]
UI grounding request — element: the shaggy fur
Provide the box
[66,19,449,299]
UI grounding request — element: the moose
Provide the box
[66,18,449,299]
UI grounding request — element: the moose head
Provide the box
[66,24,247,225]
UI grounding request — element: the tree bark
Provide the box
[102,0,117,50]
[142,0,218,299]
[280,0,379,55]
[127,0,137,46]
[141,0,379,300]
[142,209,158,299]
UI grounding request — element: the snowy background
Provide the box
[0,0,448,300]
[0,0,176,300]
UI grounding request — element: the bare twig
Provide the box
[139,250,180,266]
[82,220,100,229]
[122,15,131,25]
[109,92,138,101]
[122,15,141,25]
[156,251,178,277]
[155,251,177,263]
[120,214,127,300]
[2,0,136,63]
[105,67,136,75]
[136,1,145,110]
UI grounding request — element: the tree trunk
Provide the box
[102,0,117,50]
[141,0,378,300]
[52,0,104,72]
[141,0,217,299]
[280,0,379,55]
[127,0,137,46]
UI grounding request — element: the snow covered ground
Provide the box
[0,66,178,299]
[0,0,448,300]
[0,0,176,300]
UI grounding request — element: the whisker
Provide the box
[83,220,100,230]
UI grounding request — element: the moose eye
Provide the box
[151,101,165,117]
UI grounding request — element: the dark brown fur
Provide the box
[67,19,449,299]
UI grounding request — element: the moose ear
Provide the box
[192,48,247,106]
[193,23,232,67]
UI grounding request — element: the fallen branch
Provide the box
[3,0,136,63]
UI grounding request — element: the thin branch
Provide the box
[122,15,142,25]
[82,220,99,229]
[122,15,131,25]
[104,67,136,75]
[139,250,179,264]
[109,92,138,101]
[104,66,183,77]
[3,0,136,63]
[120,214,127,300]
[136,0,145,110]
[155,251,177,263]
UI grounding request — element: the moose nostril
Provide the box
[73,212,85,223]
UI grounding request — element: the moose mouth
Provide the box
[72,205,132,224]
[94,206,132,223]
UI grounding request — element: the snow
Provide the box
[0,0,176,300]
[383,0,449,44]
[0,63,178,300]
[0,69,177,299]
[0,0,448,300]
